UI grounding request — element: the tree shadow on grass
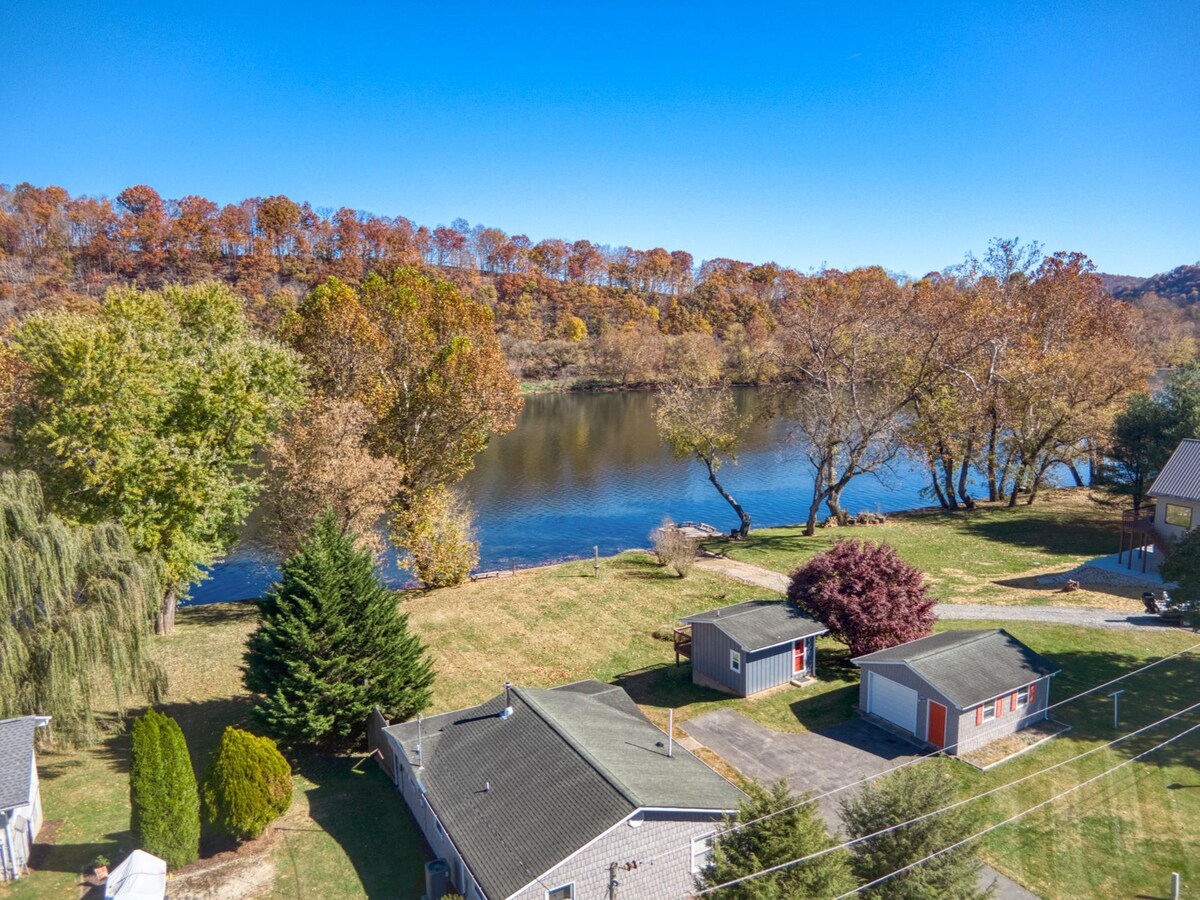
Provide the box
[611,663,728,711]
[956,505,1116,558]
[296,752,430,900]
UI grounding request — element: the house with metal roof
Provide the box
[676,600,827,697]
[369,681,744,900]
[1149,438,1200,542]
[0,716,49,881]
[852,630,1059,756]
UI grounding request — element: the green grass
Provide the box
[709,489,1135,607]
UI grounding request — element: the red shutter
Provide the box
[995,698,1003,718]
[1011,692,1018,712]
[1029,682,1037,704]
[976,705,984,726]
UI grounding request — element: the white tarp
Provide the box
[105,849,167,900]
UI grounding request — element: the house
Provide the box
[369,681,744,900]
[677,600,827,697]
[852,630,1058,755]
[0,716,49,881]
[1148,437,1200,541]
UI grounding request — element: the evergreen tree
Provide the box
[245,512,435,749]
[840,762,992,899]
[0,470,163,743]
[703,780,856,899]
[200,727,292,840]
[130,708,200,868]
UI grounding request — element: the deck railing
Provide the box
[673,625,693,666]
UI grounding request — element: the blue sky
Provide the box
[3,1,1197,276]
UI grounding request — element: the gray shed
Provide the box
[852,630,1059,756]
[679,600,827,697]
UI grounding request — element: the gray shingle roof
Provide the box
[852,630,1059,709]
[384,681,743,899]
[1149,438,1200,501]
[682,600,827,650]
[0,717,41,810]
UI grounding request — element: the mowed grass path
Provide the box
[710,489,1134,606]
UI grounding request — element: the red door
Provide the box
[793,640,806,675]
[927,701,947,749]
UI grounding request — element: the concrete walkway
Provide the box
[697,555,1177,631]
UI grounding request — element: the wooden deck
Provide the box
[673,625,692,666]
[1118,507,1170,572]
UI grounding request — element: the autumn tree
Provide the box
[788,540,935,657]
[7,281,306,631]
[257,398,403,557]
[655,382,753,537]
[392,486,480,588]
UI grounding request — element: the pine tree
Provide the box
[245,512,435,749]
[130,708,200,868]
[0,470,164,743]
[200,727,292,840]
[840,761,992,899]
[703,780,856,899]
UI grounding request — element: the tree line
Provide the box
[1,182,1187,385]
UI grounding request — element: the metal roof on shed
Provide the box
[682,600,827,651]
[1149,438,1200,501]
[852,630,1059,709]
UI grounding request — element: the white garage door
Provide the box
[868,672,918,734]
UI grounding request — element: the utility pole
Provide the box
[1108,689,1125,730]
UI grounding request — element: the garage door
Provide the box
[868,672,918,734]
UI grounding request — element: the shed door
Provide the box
[793,640,806,675]
[868,671,919,734]
[927,700,947,749]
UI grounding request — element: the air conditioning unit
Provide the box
[425,858,452,900]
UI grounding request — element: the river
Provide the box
[188,388,996,604]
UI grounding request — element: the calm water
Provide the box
[189,388,989,604]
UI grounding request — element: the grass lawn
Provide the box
[707,489,1141,607]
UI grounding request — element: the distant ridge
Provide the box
[1099,264,1200,306]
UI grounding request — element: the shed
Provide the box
[680,600,827,697]
[852,630,1059,755]
[104,849,167,900]
[0,716,49,882]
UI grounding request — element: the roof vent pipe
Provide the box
[499,682,514,719]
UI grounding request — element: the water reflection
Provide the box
[190,388,983,604]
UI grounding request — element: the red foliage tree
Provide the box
[787,540,935,657]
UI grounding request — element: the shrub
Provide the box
[129,708,200,868]
[650,517,699,577]
[246,512,435,749]
[200,727,292,841]
[1162,528,1200,629]
[787,540,935,657]
[393,486,479,588]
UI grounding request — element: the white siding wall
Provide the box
[1155,495,1199,542]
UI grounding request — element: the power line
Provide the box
[828,718,1200,899]
[649,639,1200,871]
[692,699,1200,897]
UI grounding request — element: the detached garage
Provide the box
[853,630,1059,756]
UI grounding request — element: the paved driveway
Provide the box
[683,708,1038,899]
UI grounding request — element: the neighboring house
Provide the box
[369,681,744,900]
[0,716,50,881]
[677,600,827,697]
[1148,437,1200,542]
[852,630,1058,756]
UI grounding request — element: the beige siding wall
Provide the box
[510,811,724,900]
[1155,496,1199,542]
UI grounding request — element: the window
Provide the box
[547,884,575,900]
[1166,503,1193,529]
[1015,686,1031,708]
[979,702,997,723]
[730,649,742,673]
[691,832,715,873]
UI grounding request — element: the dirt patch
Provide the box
[959,719,1071,769]
[169,831,276,900]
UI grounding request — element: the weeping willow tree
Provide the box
[0,470,165,743]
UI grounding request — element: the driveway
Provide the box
[683,708,1038,899]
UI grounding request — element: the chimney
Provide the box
[499,682,514,719]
